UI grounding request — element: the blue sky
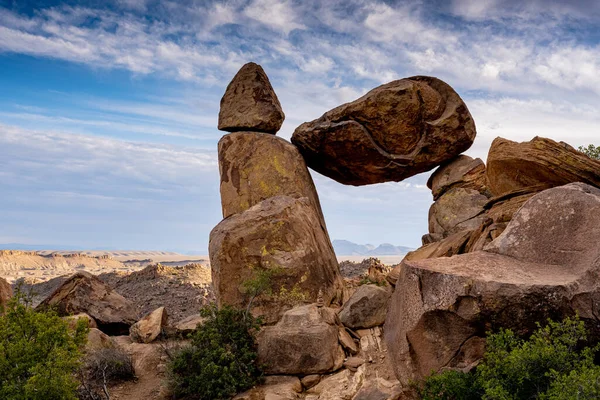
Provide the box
[1,0,600,252]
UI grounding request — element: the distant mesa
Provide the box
[332,240,412,256]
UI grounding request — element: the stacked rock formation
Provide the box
[398,136,600,265]
[209,62,345,324]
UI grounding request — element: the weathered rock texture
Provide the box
[339,285,391,329]
[291,76,476,185]
[428,187,488,237]
[486,136,600,197]
[37,272,137,335]
[218,62,284,134]
[385,183,600,384]
[130,306,168,343]
[209,196,344,324]
[257,304,343,375]
[218,131,323,220]
[0,276,12,310]
[427,155,490,200]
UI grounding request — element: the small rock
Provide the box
[301,374,321,389]
[218,62,285,134]
[130,306,168,343]
[343,357,365,372]
[339,285,391,329]
[63,313,98,330]
[338,327,358,355]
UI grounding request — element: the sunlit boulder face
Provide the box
[486,136,600,197]
[291,76,476,186]
[209,196,344,324]
[385,183,600,385]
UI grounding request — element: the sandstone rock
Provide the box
[428,155,489,200]
[403,230,473,262]
[218,62,284,134]
[37,272,137,335]
[86,328,116,351]
[306,366,366,400]
[339,326,359,355]
[173,313,205,335]
[130,306,167,343]
[257,304,341,375]
[63,313,98,330]
[301,374,321,389]
[344,356,365,371]
[486,136,600,197]
[428,187,488,237]
[210,196,344,324]
[0,277,12,311]
[339,285,391,329]
[291,76,476,186]
[218,131,323,220]
[234,376,302,400]
[385,183,600,384]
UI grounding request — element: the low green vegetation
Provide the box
[579,144,600,160]
[168,304,263,400]
[418,316,600,400]
[0,291,89,400]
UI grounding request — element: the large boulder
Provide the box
[486,136,600,197]
[37,272,137,335]
[428,187,488,237]
[291,76,476,186]
[427,155,490,200]
[0,277,12,310]
[257,304,343,375]
[130,306,168,343]
[218,131,324,220]
[339,285,391,329]
[218,62,284,134]
[209,196,344,324]
[385,183,600,385]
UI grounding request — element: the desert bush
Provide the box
[168,304,262,400]
[579,144,600,160]
[0,291,88,400]
[418,316,600,400]
[78,347,135,399]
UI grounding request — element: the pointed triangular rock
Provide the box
[218,62,285,134]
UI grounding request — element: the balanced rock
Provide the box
[130,306,168,343]
[257,304,343,375]
[0,277,12,310]
[209,195,344,324]
[486,136,600,197]
[37,272,137,335]
[218,62,284,134]
[385,183,600,384]
[218,131,323,220]
[291,76,476,185]
[428,155,489,200]
[339,285,391,329]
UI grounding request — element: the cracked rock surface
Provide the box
[291,76,476,186]
[385,183,600,384]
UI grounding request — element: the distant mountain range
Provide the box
[332,240,413,256]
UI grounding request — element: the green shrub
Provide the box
[168,304,262,400]
[579,144,600,160]
[418,316,600,400]
[0,291,88,400]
